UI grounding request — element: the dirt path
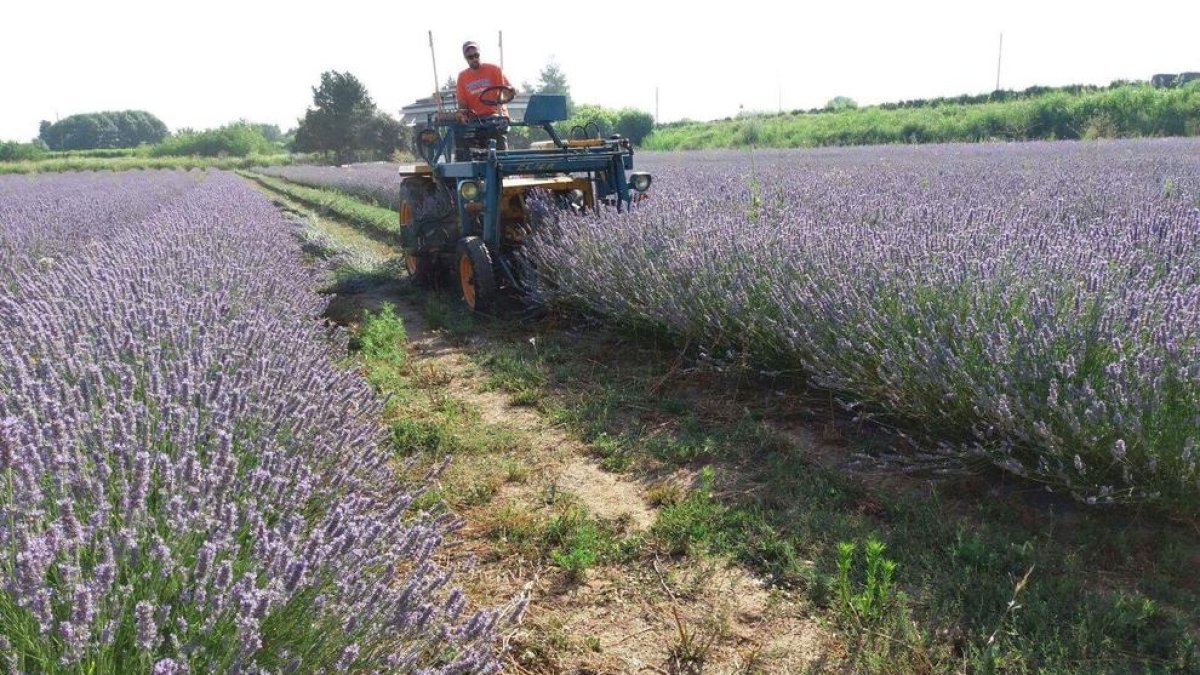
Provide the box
[397,301,660,531]
[331,286,842,674]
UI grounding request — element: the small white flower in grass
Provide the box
[1111,439,1127,462]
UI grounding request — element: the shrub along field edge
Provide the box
[644,84,1200,150]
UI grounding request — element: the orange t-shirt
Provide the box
[456,63,511,117]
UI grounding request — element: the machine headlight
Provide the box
[630,172,652,192]
[458,180,482,201]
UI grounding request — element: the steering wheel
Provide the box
[478,85,516,107]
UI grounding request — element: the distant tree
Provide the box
[38,111,167,150]
[0,141,46,161]
[824,96,858,112]
[563,104,617,138]
[615,109,655,145]
[294,71,377,163]
[360,112,407,160]
[243,122,282,143]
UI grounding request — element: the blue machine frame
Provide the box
[414,94,639,253]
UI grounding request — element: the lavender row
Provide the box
[526,139,1200,511]
[257,163,402,209]
[0,171,507,672]
[0,171,205,285]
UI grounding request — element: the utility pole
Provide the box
[655,86,659,123]
[995,32,1004,91]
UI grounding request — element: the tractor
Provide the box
[397,87,652,312]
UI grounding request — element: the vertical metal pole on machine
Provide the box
[429,30,443,112]
[499,30,504,71]
[995,32,1003,92]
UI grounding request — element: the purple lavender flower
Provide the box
[135,601,157,651]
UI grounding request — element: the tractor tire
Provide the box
[398,177,432,250]
[398,177,452,287]
[456,236,497,313]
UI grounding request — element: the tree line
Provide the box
[7,62,653,163]
[39,111,168,150]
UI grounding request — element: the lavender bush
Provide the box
[526,139,1200,511]
[0,171,511,672]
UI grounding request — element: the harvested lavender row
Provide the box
[258,163,402,209]
[526,139,1200,511]
[0,170,205,284]
[0,171,505,672]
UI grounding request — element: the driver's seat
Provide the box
[454,119,509,160]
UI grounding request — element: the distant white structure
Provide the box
[1151,72,1199,88]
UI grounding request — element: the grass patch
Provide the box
[544,503,642,581]
[243,172,402,245]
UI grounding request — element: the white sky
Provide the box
[2,0,1198,141]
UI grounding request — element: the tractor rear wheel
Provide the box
[456,236,497,313]
[398,177,445,287]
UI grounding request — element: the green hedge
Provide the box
[151,122,279,157]
[644,84,1200,150]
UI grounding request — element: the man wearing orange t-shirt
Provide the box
[456,41,512,152]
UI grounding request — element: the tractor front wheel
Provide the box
[456,237,497,313]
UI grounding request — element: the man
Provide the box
[455,41,512,152]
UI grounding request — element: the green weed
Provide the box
[355,303,407,363]
[652,467,727,556]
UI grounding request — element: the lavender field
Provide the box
[0,171,506,672]
[252,140,1200,511]
[526,139,1200,511]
